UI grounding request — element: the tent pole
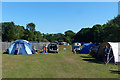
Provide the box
[106,56,114,64]
[106,47,112,64]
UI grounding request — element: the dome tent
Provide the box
[8,40,33,55]
[80,43,95,54]
[97,42,120,64]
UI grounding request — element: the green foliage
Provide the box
[74,28,92,42]
[74,15,120,42]
[1,15,120,42]
[2,22,17,42]
[64,30,75,43]
[26,23,35,31]
[101,15,120,42]
[2,22,43,42]
[14,25,25,40]
[34,31,43,42]
[43,33,65,42]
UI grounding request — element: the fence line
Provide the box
[1,42,50,51]
[31,42,50,50]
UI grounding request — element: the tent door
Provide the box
[14,43,24,55]
[14,50,18,55]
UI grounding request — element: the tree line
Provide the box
[74,15,120,42]
[1,15,120,43]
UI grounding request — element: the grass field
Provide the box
[2,45,119,78]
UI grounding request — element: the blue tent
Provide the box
[80,43,95,54]
[8,40,33,55]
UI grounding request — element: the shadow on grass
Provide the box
[80,55,92,58]
[81,55,103,64]
[3,52,8,54]
[82,58,103,64]
[109,70,120,74]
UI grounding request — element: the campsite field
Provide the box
[2,45,119,78]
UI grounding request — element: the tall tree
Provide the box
[26,23,35,31]
[64,30,75,43]
[34,31,43,42]
[14,25,25,40]
[2,22,17,41]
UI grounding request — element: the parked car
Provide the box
[89,45,100,57]
[48,42,59,53]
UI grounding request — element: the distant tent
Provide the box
[73,42,81,46]
[8,40,33,55]
[97,42,120,64]
[80,43,95,54]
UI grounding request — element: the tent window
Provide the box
[16,43,22,49]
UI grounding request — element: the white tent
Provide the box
[97,42,120,64]
[108,42,120,64]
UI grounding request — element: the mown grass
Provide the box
[2,45,119,78]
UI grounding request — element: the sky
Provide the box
[1,0,120,2]
[2,2,118,34]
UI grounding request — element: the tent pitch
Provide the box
[97,42,120,64]
[80,43,95,54]
[8,40,33,55]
